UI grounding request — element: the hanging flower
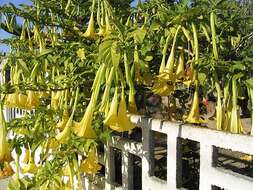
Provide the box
[80,147,101,174]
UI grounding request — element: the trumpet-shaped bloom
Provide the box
[0,106,12,164]
[5,93,19,108]
[186,86,206,124]
[176,49,185,79]
[83,12,96,39]
[22,157,38,174]
[74,101,96,138]
[151,79,174,96]
[118,92,136,132]
[22,148,30,165]
[26,91,39,110]
[18,93,28,109]
[104,88,118,129]
[56,116,73,144]
[80,147,101,174]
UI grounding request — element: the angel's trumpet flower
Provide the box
[104,87,118,129]
[0,104,12,163]
[80,147,101,174]
[228,79,245,134]
[18,93,28,109]
[5,93,19,108]
[185,83,206,124]
[151,78,174,96]
[56,115,73,144]
[22,148,30,164]
[56,109,69,129]
[118,89,136,132]
[176,49,185,79]
[26,91,39,110]
[56,89,79,143]
[22,155,38,174]
[163,25,181,80]
[83,12,96,39]
[74,100,96,138]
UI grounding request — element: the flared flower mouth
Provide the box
[80,147,101,174]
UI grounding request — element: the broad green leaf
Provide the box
[99,40,120,66]
[133,28,147,43]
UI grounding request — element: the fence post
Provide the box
[199,143,214,190]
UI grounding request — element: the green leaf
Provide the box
[111,41,121,67]
[99,40,121,66]
[37,49,54,57]
[245,78,253,89]
[18,59,29,74]
[198,73,207,85]
[133,28,147,43]
[144,55,153,62]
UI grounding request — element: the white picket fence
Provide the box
[1,110,253,190]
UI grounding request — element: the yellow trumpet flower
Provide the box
[83,12,96,39]
[22,148,30,165]
[56,115,73,144]
[185,84,206,124]
[18,93,28,109]
[26,90,39,110]
[22,156,38,174]
[0,105,12,164]
[5,93,19,108]
[151,78,174,96]
[176,49,185,79]
[80,147,101,174]
[118,90,136,132]
[74,101,96,139]
[104,88,118,128]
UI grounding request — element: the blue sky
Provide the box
[0,0,141,53]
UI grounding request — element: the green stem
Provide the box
[232,79,237,107]
[159,34,171,74]
[165,25,181,72]
[211,12,218,60]
[192,23,199,81]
